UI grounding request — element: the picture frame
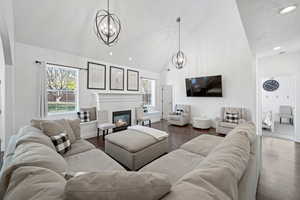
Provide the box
[110,66,124,91]
[87,62,106,90]
[127,69,139,91]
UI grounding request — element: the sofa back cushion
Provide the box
[31,119,76,143]
[163,167,236,200]
[67,119,81,139]
[0,142,68,198]
[199,131,250,181]
[4,166,66,200]
[16,126,56,151]
[65,171,171,200]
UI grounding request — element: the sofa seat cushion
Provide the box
[65,149,125,172]
[65,171,171,200]
[105,130,158,153]
[63,139,95,158]
[4,166,66,200]
[180,134,224,157]
[140,149,204,183]
[219,121,238,129]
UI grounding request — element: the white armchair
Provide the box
[168,104,191,126]
[216,107,249,134]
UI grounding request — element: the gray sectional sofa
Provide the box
[0,122,259,200]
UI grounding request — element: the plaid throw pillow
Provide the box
[50,133,71,154]
[77,111,90,123]
[225,112,239,124]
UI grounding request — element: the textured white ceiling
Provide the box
[237,0,300,57]
[13,0,215,72]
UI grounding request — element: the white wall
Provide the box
[0,0,15,150]
[258,50,300,141]
[162,0,256,123]
[262,76,296,122]
[13,42,161,135]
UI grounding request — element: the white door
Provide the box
[0,37,5,151]
[161,85,173,120]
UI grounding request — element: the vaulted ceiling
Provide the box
[237,0,300,57]
[13,0,215,72]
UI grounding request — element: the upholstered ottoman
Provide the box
[105,129,169,171]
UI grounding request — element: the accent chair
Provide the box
[168,104,191,126]
[216,107,249,134]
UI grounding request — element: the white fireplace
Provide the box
[95,92,143,125]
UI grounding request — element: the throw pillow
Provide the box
[67,119,81,140]
[225,112,239,124]
[64,171,171,200]
[80,107,97,121]
[77,111,90,123]
[50,133,71,155]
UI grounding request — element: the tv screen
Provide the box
[185,75,223,97]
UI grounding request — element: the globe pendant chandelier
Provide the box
[172,17,186,69]
[95,0,121,46]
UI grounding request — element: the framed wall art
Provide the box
[87,62,106,90]
[127,69,139,91]
[110,66,124,91]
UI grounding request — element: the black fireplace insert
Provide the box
[112,110,132,132]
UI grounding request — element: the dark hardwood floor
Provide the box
[87,120,300,200]
[87,120,223,152]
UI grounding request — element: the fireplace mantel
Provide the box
[94,92,143,126]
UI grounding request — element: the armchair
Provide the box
[216,107,248,134]
[279,106,293,125]
[168,104,191,126]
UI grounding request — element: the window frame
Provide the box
[46,64,80,116]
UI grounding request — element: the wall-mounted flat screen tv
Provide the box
[185,75,223,97]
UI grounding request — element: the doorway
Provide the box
[161,85,173,120]
[261,76,296,141]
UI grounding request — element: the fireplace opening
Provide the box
[112,110,132,132]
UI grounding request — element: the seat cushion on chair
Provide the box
[97,123,116,130]
[219,122,238,129]
[168,115,181,121]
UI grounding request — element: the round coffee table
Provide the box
[192,117,211,129]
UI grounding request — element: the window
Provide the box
[141,78,156,107]
[46,64,79,114]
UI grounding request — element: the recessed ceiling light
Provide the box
[273,46,281,50]
[109,52,113,56]
[128,57,133,61]
[279,5,297,15]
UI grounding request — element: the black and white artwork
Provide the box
[87,62,106,90]
[127,69,139,91]
[110,66,124,91]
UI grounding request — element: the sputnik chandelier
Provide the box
[95,0,121,46]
